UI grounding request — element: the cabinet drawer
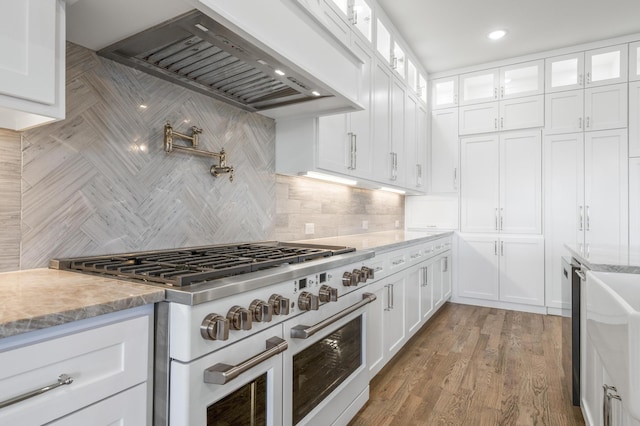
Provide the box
[0,315,150,425]
[48,383,148,426]
[388,251,408,272]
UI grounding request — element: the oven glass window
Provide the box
[292,316,362,424]
[206,373,267,426]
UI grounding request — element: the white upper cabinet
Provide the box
[499,95,544,131]
[392,41,406,80]
[545,52,585,93]
[431,76,458,109]
[418,73,427,104]
[545,90,585,134]
[351,0,373,42]
[585,44,628,87]
[459,68,500,105]
[375,18,391,64]
[324,0,373,43]
[459,102,499,135]
[0,0,65,130]
[407,60,418,93]
[631,41,640,82]
[499,60,544,99]
[584,83,628,131]
[459,61,543,106]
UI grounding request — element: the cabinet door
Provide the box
[420,264,434,321]
[585,44,628,87]
[430,107,459,193]
[544,133,585,310]
[375,19,391,64]
[372,61,392,181]
[349,37,374,179]
[384,276,406,358]
[318,114,350,173]
[545,90,584,135]
[431,257,444,308]
[630,81,640,157]
[499,95,544,131]
[459,68,499,105]
[442,254,452,300]
[457,235,500,301]
[545,52,585,93]
[405,265,422,336]
[584,129,628,251]
[499,60,544,99]
[404,93,419,189]
[631,41,640,82]
[629,158,640,251]
[416,103,428,190]
[391,78,406,183]
[431,76,458,109]
[499,131,542,234]
[584,83,628,131]
[0,0,56,104]
[458,102,499,135]
[351,0,373,42]
[320,0,351,46]
[392,42,406,80]
[498,236,544,306]
[460,134,499,233]
[367,280,386,379]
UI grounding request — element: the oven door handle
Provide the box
[203,336,288,385]
[290,292,377,339]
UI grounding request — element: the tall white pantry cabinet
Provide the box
[418,37,640,314]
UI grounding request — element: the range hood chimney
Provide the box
[67,0,362,119]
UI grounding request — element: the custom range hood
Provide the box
[66,0,362,118]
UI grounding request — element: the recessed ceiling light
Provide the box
[488,30,507,40]
[275,69,285,76]
[311,91,321,97]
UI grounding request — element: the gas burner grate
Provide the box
[56,242,353,287]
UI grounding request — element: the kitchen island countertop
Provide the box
[0,268,165,338]
[566,244,640,274]
[295,229,454,253]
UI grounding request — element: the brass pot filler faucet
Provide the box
[164,122,234,182]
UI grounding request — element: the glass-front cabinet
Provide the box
[545,52,585,92]
[407,59,417,93]
[630,41,640,82]
[431,76,458,109]
[499,60,544,99]
[375,18,391,64]
[418,73,427,103]
[459,68,499,105]
[585,44,628,87]
[324,0,373,42]
[392,41,406,79]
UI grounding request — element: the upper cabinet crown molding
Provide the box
[0,0,65,131]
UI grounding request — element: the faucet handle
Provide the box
[191,126,202,134]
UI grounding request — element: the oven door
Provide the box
[169,325,287,425]
[283,290,376,426]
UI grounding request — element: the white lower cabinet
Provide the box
[457,234,544,307]
[0,307,152,426]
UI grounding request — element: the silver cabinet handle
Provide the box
[500,207,504,230]
[494,240,498,256]
[493,87,498,99]
[495,208,499,230]
[204,337,287,384]
[500,241,504,256]
[494,118,497,129]
[389,284,394,309]
[586,71,591,84]
[586,205,590,230]
[0,374,73,409]
[578,206,583,231]
[586,116,590,128]
[454,94,458,105]
[347,132,354,170]
[603,385,622,426]
[392,56,398,70]
[384,284,392,311]
[578,117,582,129]
[579,74,584,86]
[453,167,458,189]
[291,293,377,339]
[575,269,587,281]
[500,86,504,98]
[501,117,504,128]
[421,267,428,287]
[352,133,357,170]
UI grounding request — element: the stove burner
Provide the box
[53,242,354,287]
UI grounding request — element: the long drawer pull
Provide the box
[575,269,587,281]
[204,337,288,385]
[0,374,73,409]
[291,293,377,339]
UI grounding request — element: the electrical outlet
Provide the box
[305,223,315,234]
[362,220,368,230]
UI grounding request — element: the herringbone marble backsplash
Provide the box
[0,42,404,272]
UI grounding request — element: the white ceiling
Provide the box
[376,0,640,75]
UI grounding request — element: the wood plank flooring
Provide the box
[349,303,585,426]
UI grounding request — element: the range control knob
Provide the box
[227,306,252,331]
[298,291,319,311]
[200,313,230,341]
[352,269,364,283]
[249,299,273,323]
[361,266,374,281]
[342,271,358,287]
[269,294,290,316]
[319,285,338,303]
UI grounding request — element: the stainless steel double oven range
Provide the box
[52,241,377,425]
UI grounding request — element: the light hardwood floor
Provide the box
[349,303,585,425]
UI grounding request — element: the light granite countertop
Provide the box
[295,230,454,253]
[566,244,640,274]
[0,269,165,338]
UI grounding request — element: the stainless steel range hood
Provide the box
[98,10,330,112]
[66,0,362,118]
